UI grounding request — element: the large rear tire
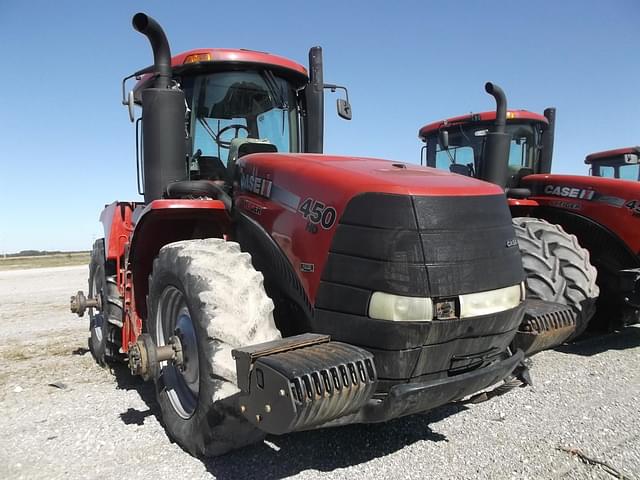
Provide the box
[147,238,281,456]
[512,217,599,339]
[88,239,123,365]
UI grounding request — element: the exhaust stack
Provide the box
[132,12,186,203]
[478,82,511,188]
[540,107,556,174]
[304,46,324,153]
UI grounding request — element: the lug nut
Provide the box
[240,405,246,413]
[264,404,271,413]
[279,389,286,397]
[255,414,262,422]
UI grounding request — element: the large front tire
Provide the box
[512,217,599,339]
[147,238,281,456]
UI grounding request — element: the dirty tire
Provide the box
[88,239,123,365]
[512,217,599,339]
[147,238,281,457]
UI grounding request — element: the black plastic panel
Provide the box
[315,281,371,316]
[338,193,417,229]
[332,225,423,262]
[321,253,429,296]
[420,224,517,263]
[312,306,524,351]
[413,194,511,230]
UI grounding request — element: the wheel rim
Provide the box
[156,285,199,419]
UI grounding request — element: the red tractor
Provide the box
[586,147,640,181]
[419,83,640,335]
[70,14,546,456]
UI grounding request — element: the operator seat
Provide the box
[226,137,278,180]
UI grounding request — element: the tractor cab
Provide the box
[585,147,640,181]
[419,108,555,190]
[123,45,351,203]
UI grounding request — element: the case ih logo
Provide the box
[240,169,273,198]
[544,185,595,200]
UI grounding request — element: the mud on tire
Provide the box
[88,239,123,365]
[512,217,599,339]
[147,238,281,456]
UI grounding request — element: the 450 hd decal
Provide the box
[624,199,640,216]
[298,197,337,230]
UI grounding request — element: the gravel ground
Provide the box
[0,266,638,480]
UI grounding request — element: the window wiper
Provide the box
[262,70,287,109]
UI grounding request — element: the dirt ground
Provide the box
[1,265,638,480]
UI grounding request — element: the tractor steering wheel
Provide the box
[216,124,249,149]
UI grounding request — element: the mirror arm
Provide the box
[323,83,349,103]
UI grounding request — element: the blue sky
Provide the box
[0,0,638,252]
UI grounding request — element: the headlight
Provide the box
[368,292,433,321]
[368,283,524,322]
[459,283,523,318]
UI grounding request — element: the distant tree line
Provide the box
[3,250,89,258]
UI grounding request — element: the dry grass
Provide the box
[0,252,89,271]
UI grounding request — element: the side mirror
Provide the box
[324,83,352,120]
[449,163,472,176]
[438,130,449,150]
[337,98,352,120]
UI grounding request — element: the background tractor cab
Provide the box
[418,83,640,332]
[585,147,640,181]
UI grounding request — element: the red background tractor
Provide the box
[419,83,640,334]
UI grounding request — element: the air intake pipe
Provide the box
[132,12,186,203]
[304,47,324,153]
[478,82,511,188]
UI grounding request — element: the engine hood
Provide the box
[238,153,504,198]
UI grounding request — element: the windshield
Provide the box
[427,122,542,180]
[594,163,640,181]
[189,70,299,168]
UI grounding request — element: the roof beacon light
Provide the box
[184,52,212,64]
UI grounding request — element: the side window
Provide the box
[599,166,615,178]
[509,138,527,169]
[619,164,640,181]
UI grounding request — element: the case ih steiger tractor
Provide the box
[70,14,539,456]
[419,83,640,337]
[586,147,640,181]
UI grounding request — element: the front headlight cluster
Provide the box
[368,283,524,322]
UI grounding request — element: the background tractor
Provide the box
[70,14,545,456]
[419,83,640,334]
[586,147,640,181]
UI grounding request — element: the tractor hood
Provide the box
[235,152,520,304]
[237,152,504,199]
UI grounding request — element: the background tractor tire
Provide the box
[147,238,281,457]
[88,239,123,366]
[512,217,599,340]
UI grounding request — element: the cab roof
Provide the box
[418,110,548,141]
[134,48,308,92]
[585,146,640,164]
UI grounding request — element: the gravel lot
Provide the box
[1,265,638,480]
